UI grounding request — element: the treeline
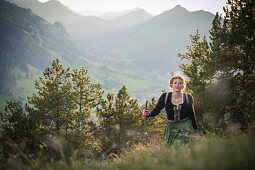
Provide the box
[0,59,165,166]
[178,0,254,132]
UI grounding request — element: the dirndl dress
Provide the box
[164,105,194,147]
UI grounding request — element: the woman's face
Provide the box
[171,78,184,92]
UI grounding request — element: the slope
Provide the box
[0,0,85,103]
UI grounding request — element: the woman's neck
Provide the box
[172,91,182,98]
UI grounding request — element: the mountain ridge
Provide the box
[81,4,215,73]
[6,0,154,39]
[99,7,152,20]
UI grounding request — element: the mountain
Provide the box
[0,0,87,68]
[110,8,153,28]
[6,0,153,40]
[0,0,158,109]
[35,0,90,23]
[7,0,87,23]
[76,8,152,20]
[66,8,153,40]
[99,10,132,20]
[0,0,87,103]
[0,1,217,108]
[6,0,41,7]
[82,5,215,73]
[99,8,152,20]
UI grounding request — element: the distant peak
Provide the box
[129,7,151,15]
[43,0,69,9]
[160,4,188,15]
[174,5,182,8]
[171,4,187,11]
[44,0,61,4]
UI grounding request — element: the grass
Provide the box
[78,55,157,94]
[5,132,254,170]
[114,73,152,93]
[11,65,40,100]
[89,134,254,170]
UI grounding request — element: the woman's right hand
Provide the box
[143,109,150,116]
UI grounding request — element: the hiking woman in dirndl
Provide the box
[143,74,198,147]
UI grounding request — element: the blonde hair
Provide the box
[169,74,186,91]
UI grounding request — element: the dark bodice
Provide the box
[148,92,198,130]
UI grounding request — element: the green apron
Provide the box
[164,105,194,147]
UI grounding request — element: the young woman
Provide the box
[143,74,198,147]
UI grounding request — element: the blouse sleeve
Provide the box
[188,94,198,130]
[148,93,167,117]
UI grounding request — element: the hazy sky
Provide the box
[38,0,227,15]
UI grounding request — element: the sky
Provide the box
[38,0,227,15]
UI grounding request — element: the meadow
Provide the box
[4,126,254,170]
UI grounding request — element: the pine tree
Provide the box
[71,67,104,151]
[179,30,212,93]
[143,97,166,142]
[178,31,212,112]
[209,0,255,128]
[96,86,142,155]
[179,0,255,131]
[96,93,117,156]
[114,86,142,150]
[0,100,39,159]
[178,30,230,133]
[0,59,107,161]
[27,59,74,135]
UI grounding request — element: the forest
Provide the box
[0,0,254,169]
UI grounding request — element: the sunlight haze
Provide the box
[38,0,226,15]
